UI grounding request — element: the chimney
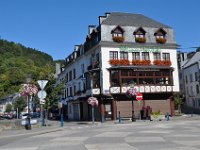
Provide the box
[99,12,110,25]
[55,63,61,78]
[99,16,106,25]
[74,45,80,51]
[88,25,96,35]
[105,12,111,17]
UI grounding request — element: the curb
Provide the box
[0,127,64,139]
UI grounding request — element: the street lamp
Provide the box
[20,75,38,130]
[126,82,137,122]
[26,75,32,130]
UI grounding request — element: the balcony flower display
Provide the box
[119,59,130,66]
[153,60,163,66]
[153,60,171,66]
[156,38,167,44]
[20,84,38,96]
[163,60,172,66]
[135,37,146,43]
[132,60,151,65]
[126,87,138,98]
[109,59,120,66]
[112,36,124,43]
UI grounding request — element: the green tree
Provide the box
[45,80,64,109]
[5,103,12,112]
[174,94,183,114]
[13,97,26,113]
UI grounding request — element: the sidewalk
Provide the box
[0,120,102,139]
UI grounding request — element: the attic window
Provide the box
[133,27,146,43]
[154,28,167,44]
[111,26,125,43]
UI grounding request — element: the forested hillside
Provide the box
[0,39,56,99]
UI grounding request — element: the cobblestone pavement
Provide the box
[0,117,200,150]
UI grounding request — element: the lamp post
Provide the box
[126,82,137,122]
[26,76,32,130]
[20,75,38,130]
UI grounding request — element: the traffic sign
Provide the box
[40,99,46,105]
[136,93,143,101]
[37,80,48,90]
[37,90,47,99]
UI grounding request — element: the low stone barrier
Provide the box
[0,119,40,131]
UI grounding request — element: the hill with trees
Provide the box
[0,39,61,99]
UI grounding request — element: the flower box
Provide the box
[156,38,167,44]
[153,60,171,66]
[109,59,120,66]
[132,60,151,65]
[109,59,130,66]
[112,36,124,43]
[119,59,130,66]
[162,60,172,66]
[135,37,146,43]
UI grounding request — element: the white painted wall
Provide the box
[101,47,180,93]
[183,62,200,107]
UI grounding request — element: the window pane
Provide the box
[139,78,154,84]
[121,70,128,76]
[155,72,161,76]
[110,51,118,60]
[132,52,140,60]
[153,52,161,60]
[142,52,149,60]
[163,53,170,60]
[120,52,128,59]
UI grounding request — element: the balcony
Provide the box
[110,85,173,94]
[86,88,100,95]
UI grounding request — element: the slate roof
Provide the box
[183,52,200,68]
[101,12,171,28]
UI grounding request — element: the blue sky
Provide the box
[0,0,199,60]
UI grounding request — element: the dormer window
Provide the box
[154,28,167,44]
[133,27,146,43]
[111,26,125,43]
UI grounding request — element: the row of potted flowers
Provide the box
[112,36,166,44]
[109,59,172,66]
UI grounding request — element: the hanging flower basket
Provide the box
[19,84,38,96]
[88,97,98,107]
[126,87,138,98]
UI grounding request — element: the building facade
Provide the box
[56,12,179,121]
[182,52,200,108]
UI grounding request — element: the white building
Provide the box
[182,52,200,108]
[56,12,179,121]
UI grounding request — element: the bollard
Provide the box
[166,112,170,121]
[118,111,121,124]
[101,114,104,123]
[61,113,64,127]
[191,111,193,117]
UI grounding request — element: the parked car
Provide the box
[20,112,40,119]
